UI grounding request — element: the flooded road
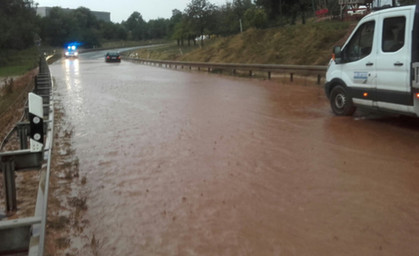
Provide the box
[48,51,419,255]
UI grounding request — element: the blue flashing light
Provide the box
[65,42,81,51]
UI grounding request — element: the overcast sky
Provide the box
[35,0,230,23]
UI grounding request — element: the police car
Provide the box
[65,44,79,58]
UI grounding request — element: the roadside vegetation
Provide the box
[1,0,417,74]
[129,20,353,65]
[0,0,341,77]
[0,48,39,77]
[1,0,417,77]
[0,70,36,140]
[0,47,38,125]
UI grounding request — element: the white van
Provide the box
[325,5,419,117]
[347,5,368,16]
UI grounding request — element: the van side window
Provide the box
[344,21,375,62]
[382,16,405,52]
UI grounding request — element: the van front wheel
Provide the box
[330,85,356,116]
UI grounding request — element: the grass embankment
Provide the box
[0,69,37,140]
[0,47,38,139]
[0,47,39,77]
[130,20,354,65]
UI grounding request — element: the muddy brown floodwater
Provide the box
[45,53,419,256]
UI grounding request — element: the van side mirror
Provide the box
[333,46,342,64]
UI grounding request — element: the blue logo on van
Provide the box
[354,72,368,80]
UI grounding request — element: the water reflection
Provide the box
[63,58,84,118]
[64,58,80,90]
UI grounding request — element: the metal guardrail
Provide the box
[124,57,328,84]
[0,57,54,256]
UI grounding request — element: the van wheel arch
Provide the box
[326,78,347,98]
[329,83,356,116]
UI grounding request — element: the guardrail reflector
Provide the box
[28,93,44,152]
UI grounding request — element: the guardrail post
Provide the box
[208,67,211,72]
[317,74,321,85]
[0,56,53,256]
[17,123,28,150]
[290,73,294,82]
[0,150,43,214]
[232,69,236,75]
[1,160,17,212]
[249,70,253,77]
[268,71,271,80]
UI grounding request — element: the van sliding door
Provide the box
[376,12,411,111]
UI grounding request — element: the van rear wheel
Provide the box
[330,85,356,116]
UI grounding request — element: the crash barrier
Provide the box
[124,57,328,85]
[0,57,54,256]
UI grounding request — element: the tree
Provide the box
[185,0,218,46]
[233,0,254,19]
[0,0,38,50]
[169,9,183,39]
[170,10,188,45]
[214,3,240,35]
[255,0,313,25]
[243,7,268,29]
[40,7,72,46]
[295,0,312,25]
[123,12,147,40]
[254,0,281,19]
[72,7,101,47]
[213,0,255,35]
[101,22,128,41]
[40,7,102,47]
[147,18,169,39]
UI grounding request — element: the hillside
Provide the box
[130,20,356,66]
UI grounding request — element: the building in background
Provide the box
[36,7,111,22]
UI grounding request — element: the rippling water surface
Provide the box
[49,53,419,255]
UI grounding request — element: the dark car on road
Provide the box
[105,52,121,63]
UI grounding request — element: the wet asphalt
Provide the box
[49,50,419,255]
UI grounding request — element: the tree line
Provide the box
[1,0,416,51]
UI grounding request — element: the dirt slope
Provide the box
[132,20,355,66]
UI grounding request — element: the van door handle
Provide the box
[394,62,404,66]
[366,62,374,66]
